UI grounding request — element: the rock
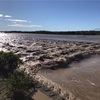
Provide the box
[26,50,34,53]
[38,56,44,61]
[49,92,55,97]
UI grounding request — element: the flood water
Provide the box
[33,90,52,100]
[0,33,100,43]
[40,55,100,100]
[0,33,100,100]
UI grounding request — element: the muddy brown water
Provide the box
[0,33,100,43]
[0,33,100,100]
[39,55,100,100]
[33,90,52,100]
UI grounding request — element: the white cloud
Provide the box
[0,14,12,18]
[0,14,3,17]
[8,24,42,28]
[4,15,12,18]
[7,19,31,22]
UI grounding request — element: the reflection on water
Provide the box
[0,33,7,43]
[40,55,100,100]
[33,90,52,100]
[0,33,100,44]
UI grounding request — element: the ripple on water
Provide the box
[39,55,100,100]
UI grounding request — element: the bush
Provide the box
[0,51,21,76]
[7,72,35,92]
[0,51,36,100]
[7,72,35,100]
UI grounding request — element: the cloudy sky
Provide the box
[0,0,100,31]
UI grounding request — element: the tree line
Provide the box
[2,30,100,35]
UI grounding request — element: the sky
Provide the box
[0,0,100,31]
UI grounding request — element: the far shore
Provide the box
[1,30,100,35]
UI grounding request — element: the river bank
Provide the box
[0,38,100,100]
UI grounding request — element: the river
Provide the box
[39,55,100,100]
[0,33,100,43]
[0,33,100,100]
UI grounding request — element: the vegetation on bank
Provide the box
[0,51,21,76]
[7,72,35,100]
[2,30,100,35]
[0,51,36,100]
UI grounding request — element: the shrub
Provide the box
[6,71,35,100]
[0,51,35,100]
[0,51,21,76]
[7,72,35,92]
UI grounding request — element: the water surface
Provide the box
[40,55,100,100]
[0,33,100,43]
[33,90,52,100]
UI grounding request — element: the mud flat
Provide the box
[1,39,100,100]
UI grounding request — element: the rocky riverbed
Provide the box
[0,39,100,100]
